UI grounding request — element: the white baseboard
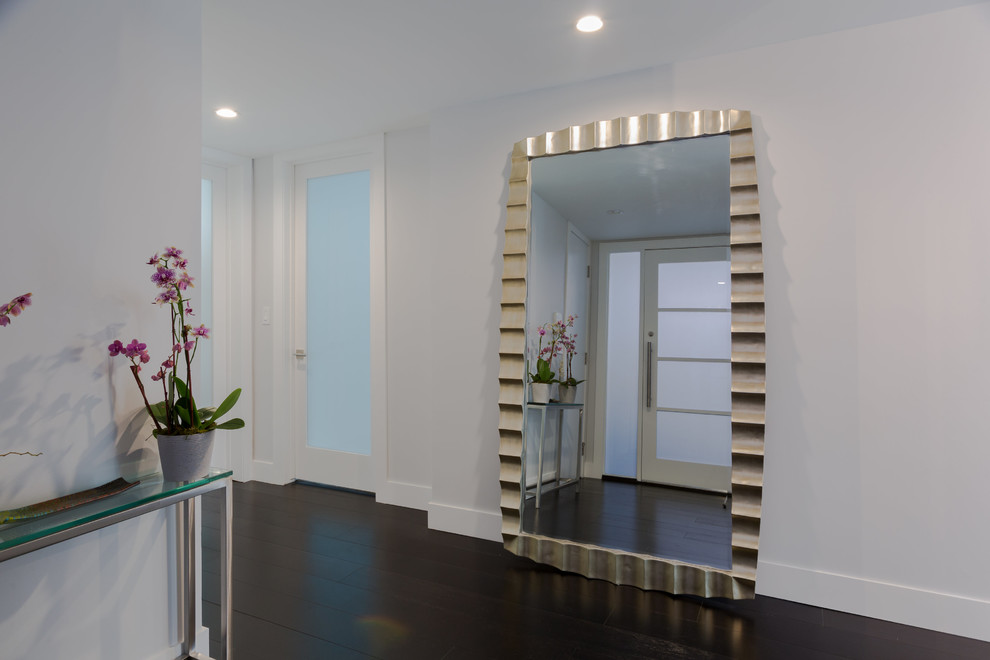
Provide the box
[377,480,432,511]
[758,560,990,643]
[427,501,502,542]
[145,626,210,660]
[249,459,291,485]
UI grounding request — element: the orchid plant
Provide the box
[0,292,32,328]
[108,247,243,437]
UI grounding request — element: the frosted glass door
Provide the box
[292,158,374,491]
[641,247,732,492]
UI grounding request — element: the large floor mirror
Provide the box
[497,110,765,599]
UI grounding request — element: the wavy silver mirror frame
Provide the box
[498,109,765,599]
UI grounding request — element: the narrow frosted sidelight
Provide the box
[604,251,640,478]
[199,178,213,406]
[307,171,372,455]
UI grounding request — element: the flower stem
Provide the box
[176,291,198,427]
[131,364,164,432]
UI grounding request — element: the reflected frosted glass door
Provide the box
[641,247,732,491]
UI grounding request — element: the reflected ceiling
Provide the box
[531,137,729,241]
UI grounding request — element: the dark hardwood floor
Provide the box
[522,477,732,570]
[201,481,989,659]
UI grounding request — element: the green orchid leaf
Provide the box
[149,401,168,424]
[175,397,192,427]
[172,376,203,427]
[173,376,189,399]
[209,388,242,423]
[214,418,245,430]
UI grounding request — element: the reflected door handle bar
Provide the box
[645,340,653,408]
[295,349,307,358]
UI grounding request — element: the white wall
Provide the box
[0,0,202,657]
[248,153,287,482]
[525,193,567,482]
[380,126,433,508]
[424,4,990,642]
[528,193,568,341]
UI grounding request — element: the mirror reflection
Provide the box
[522,135,733,570]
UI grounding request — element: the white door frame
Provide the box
[202,147,254,481]
[271,135,387,492]
[587,234,728,482]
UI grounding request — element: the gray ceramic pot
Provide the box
[156,431,215,482]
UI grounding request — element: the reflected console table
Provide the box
[525,401,584,508]
[0,469,233,660]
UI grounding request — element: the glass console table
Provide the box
[525,402,584,508]
[0,469,233,660]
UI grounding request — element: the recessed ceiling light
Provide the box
[576,15,603,33]
[215,108,238,119]
[606,209,623,215]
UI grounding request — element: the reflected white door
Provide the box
[561,228,589,478]
[640,247,732,491]
[292,157,375,491]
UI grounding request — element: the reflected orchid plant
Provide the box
[529,322,558,384]
[555,315,584,387]
[528,315,583,386]
[108,247,243,437]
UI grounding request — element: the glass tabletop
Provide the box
[526,401,584,408]
[0,469,232,553]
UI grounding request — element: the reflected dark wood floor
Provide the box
[201,481,989,660]
[522,477,732,570]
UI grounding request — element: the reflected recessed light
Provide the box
[576,15,603,33]
[717,281,727,285]
[606,209,623,215]
[215,108,238,119]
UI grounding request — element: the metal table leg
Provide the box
[535,406,548,509]
[219,478,232,660]
[179,476,233,660]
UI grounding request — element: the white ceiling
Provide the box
[202,0,985,156]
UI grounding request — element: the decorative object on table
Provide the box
[155,431,215,482]
[108,246,244,481]
[555,314,584,404]
[0,477,139,524]
[528,320,560,404]
[530,382,552,404]
[0,292,32,328]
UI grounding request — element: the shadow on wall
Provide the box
[0,325,159,511]
[0,0,28,23]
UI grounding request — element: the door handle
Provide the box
[645,341,653,409]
